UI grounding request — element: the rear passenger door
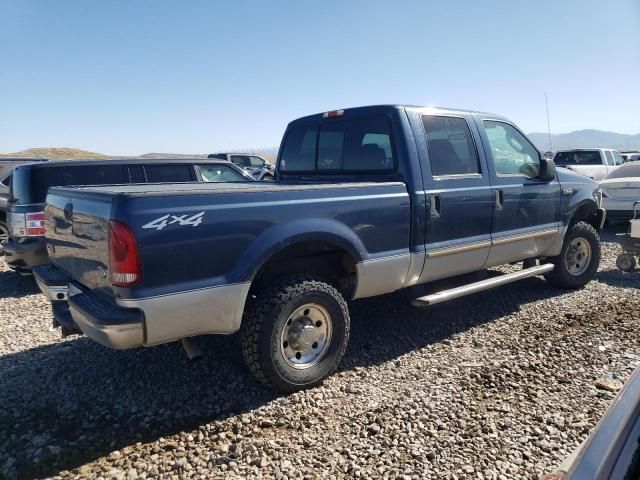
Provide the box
[478,119,561,267]
[417,113,494,283]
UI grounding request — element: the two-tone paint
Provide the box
[40,105,604,350]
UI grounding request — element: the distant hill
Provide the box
[0,147,278,162]
[0,147,113,160]
[528,130,640,152]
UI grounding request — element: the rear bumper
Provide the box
[4,237,48,271]
[34,265,145,350]
[34,264,252,349]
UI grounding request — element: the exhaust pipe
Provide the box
[181,337,203,362]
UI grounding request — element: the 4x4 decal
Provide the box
[142,212,204,231]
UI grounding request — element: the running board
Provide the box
[412,263,554,307]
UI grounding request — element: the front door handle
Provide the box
[429,194,441,218]
[495,190,504,210]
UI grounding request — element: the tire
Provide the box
[240,275,350,392]
[616,253,636,272]
[545,221,601,289]
[0,220,8,253]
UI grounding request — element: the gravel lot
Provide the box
[1,229,638,480]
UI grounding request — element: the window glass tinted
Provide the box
[482,121,540,177]
[604,151,614,166]
[280,115,394,172]
[1,174,11,187]
[318,121,345,170]
[605,162,640,179]
[199,165,247,182]
[553,150,601,166]
[144,165,193,183]
[422,115,480,176]
[11,165,123,204]
[208,154,227,160]
[128,165,146,183]
[280,125,318,171]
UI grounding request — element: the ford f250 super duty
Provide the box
[35,105,606,392]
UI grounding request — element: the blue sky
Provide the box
[1,0,639,155]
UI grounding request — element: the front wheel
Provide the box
[545,221,601,289]
[240,275,350,392]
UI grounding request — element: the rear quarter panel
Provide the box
[113,183,411,299]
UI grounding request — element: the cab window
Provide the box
[482,120,540,177]
[422,115,480,176]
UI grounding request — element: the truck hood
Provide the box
[556,167,599,188]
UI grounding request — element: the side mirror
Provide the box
[538,156,556,181]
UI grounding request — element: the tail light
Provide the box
[8,211,45,237]
[108,220,142,287]
[26,212,46,236]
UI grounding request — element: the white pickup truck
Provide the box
[553,148,624,180]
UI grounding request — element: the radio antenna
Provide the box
[545,91,552,151]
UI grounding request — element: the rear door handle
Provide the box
[495,190,504,210]
[429,194,441,218]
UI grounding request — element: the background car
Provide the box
[599,160,640,221]
[553,148,624,180]
[3,158,253,273]
[208,152,275,180]
[621,152,640,163]
[0,157,48,250]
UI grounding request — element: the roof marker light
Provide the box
[323,109,344,118]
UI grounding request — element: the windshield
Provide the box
[605,162,640,179]
[554,150,601,166]
[10,164,123,204]
[198,165,249,182]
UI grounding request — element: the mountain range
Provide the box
[1,130,638,161]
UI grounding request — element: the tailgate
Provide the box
[45,190,113,290]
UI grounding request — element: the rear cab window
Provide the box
[554,150,602,166]
[279,114,395,174]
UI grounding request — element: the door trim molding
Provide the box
[492,227,558,246]
[426,240,492,258]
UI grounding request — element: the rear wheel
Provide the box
[241,275,350,392]
[616,253,637,272]
[545,221,601,289]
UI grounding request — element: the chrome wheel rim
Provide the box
[565,237,591,276]
[0,224,8,249]
[280,303,332,369]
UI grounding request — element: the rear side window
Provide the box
[11,165,123,204]
[604,151,614,165]
[128,165,146,183]
[144,165,194,183]
[422,115,480,176]
[613,151,625,165]
[553,150,601,166]
[280,115,394,173]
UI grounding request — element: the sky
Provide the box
[0,0,639,156]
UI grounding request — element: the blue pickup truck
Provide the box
[35,105,605,392]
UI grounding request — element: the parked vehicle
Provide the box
[615,201,640,272]
[543,367,640,479]
[621,152,640,163]
[599,161,640,222]
[35,105,605,392]
[553,148,624,181]
[208,153,275,180]
[0,157,48,250]
[4,158,252,273]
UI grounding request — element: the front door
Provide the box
[417,113,494,283]
[477,119,562,267]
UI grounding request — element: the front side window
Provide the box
[422,115,480,176]
[482,120,540,177]
[279,115,394,173]
[248,156,266,167]
[199,165,247,182]
[230,155,252,168]
[613,151,625,165]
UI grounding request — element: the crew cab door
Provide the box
[414,112,494,283]
[477,118,561,267]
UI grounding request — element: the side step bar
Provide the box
[412,263,554,307]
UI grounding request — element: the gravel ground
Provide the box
[1,229,638,480]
